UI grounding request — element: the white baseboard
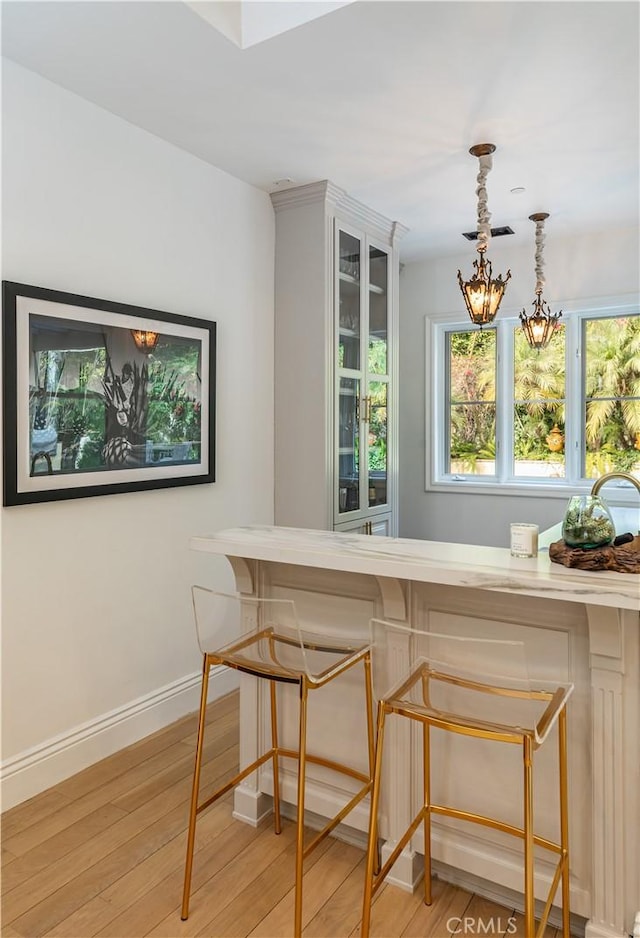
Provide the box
[1,666,238,811]
[236,766,591,934]
[585,921,633,938]
[232,783,274,828]
[433,860,587,936]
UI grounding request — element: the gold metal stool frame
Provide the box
[181,588,376,937]
[361,622,572,938]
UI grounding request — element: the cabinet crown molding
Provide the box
[270,180,409,245]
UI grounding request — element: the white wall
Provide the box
[398,226,640,546]
[0,60,275,806]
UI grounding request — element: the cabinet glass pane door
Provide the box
[367,380,388,507]
[368,246,388,375]
[338,232,361,370]
[338,376,360,513]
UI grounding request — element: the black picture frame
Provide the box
[2,281,216,506]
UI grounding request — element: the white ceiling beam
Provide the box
[184,1,355,50]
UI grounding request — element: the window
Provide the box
[430,306,640,494]
[447,328,496,475]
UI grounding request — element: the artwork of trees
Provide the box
[29,332,202,475]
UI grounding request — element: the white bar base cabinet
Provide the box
[271,180,408,536]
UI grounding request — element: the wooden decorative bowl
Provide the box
[549,536,640,574]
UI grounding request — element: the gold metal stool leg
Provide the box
[270,681,282,835]
[364,652,375,779]
[361,701,388,938]
[523,735,535,937]
[181,653,211,921]
[559,708,570,937]
[363,651,379,876]
[294,680,309,938]
[423,721,432,906]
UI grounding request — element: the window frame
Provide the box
[426,295,639,502]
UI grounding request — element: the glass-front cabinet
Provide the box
[335,224,391,532]
[270,180,405,539]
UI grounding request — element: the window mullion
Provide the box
[429,321,446,485]
[564,314,582,485]
[497,320,513,482]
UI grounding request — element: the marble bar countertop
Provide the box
[191,525,640,612]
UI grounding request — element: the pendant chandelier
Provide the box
[131,329,160,353]
[457,143,511,327]
[519,213,562,350]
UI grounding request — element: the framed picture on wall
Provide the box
[2,281,216,506]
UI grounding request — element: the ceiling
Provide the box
[2,0,638,262]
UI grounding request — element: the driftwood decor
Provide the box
[549,537,640,574]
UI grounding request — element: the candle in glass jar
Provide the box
[510,523,539,558]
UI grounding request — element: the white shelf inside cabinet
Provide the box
[339,271,360,288]
[339,271,385,296]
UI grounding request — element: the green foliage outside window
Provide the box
[584,317,640,476]
[447,314,640,478]
[449,330,496,469]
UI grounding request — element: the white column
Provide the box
[585,605,640,938]
[379,613,422,891]
[232,559,274,826]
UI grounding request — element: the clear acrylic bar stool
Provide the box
[181,587,375,937]
[361,620,573,938]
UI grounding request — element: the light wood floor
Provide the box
[1,691,557,938]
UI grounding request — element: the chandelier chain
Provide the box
[476,153,493,253]
[534,217,546,294]
[520,211,561,350]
